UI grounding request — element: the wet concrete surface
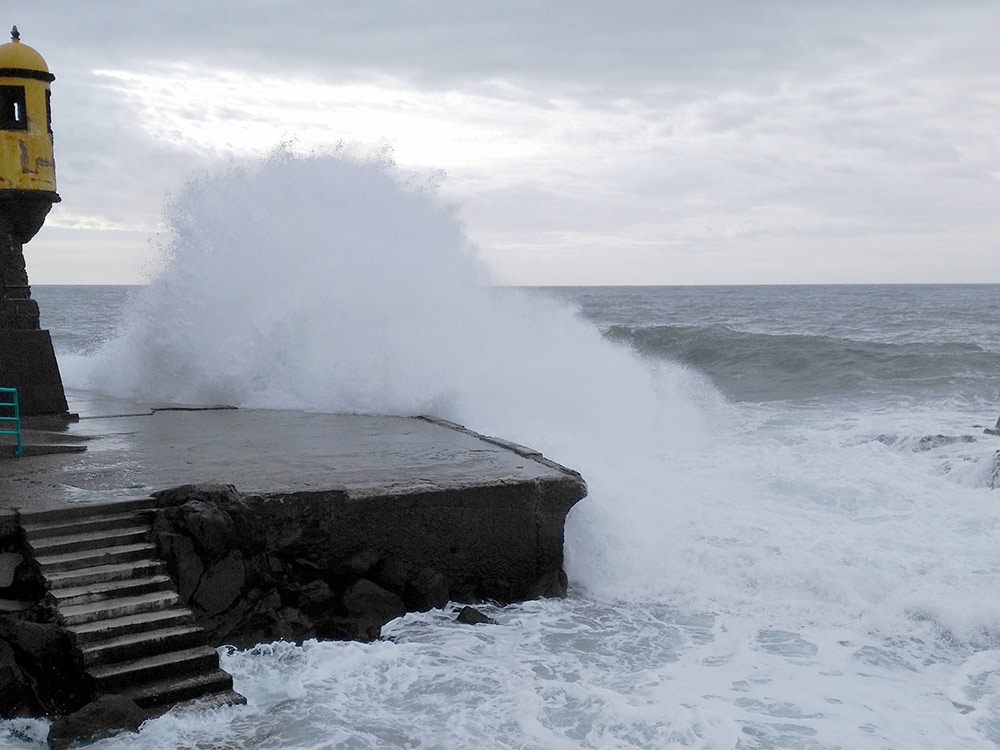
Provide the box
[0,390,580,512]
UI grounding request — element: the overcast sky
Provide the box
[7,1,1000,285]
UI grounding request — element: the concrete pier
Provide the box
[1,391,584,512]
[0,389,586,724]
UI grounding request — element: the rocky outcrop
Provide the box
[47,694,146,750]
[456,606,494,625]
[148,480,580,646]
[0,519,84,720]
[0,615,85,718]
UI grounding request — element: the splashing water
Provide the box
[40,149,1000,748]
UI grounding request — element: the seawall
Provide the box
[0,395,587,728]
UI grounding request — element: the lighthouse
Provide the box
[0,26,68,417]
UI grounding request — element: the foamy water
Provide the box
[8,151,1000,748]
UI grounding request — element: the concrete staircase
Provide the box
[20,499,244,712]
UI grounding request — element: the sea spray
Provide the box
[82,150,1000,631]
[57,152,1000,748]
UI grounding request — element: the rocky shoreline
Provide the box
[0,468,585,746]
[148,482,577,648]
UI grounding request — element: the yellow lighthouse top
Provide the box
[0,26,53,79]
[0,24,58,210]
[0,27,52,76]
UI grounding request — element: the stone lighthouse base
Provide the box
[0,328,69,416]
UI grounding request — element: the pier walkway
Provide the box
[0,389,586,717]
[0,390,580,512]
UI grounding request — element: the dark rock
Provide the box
[0,552,22,588]
[0,618,82,715]
[0,619,64,663]
[373,557,408,596]
[342,580,406,624]
[193,551,246,616]
[293,556,323,572]
[11,559,45,600]
[528,569,568,599]
[259,589,282,612]
[172,501,237,563]
[156,532,203,602]
[456,606,494,625]
[338,547,380,578]
[47,694,146,750]
[314,616,381,642]
[451,580,480,604]
[153,483,243,508]
[0,640,38,718]
[225,597,281,649]
[990,451,1000,490]
[405,567,449,611]
[277,606,313,637]
[298,580,336,616]
[0,514,18,538]
[916,434,976,451]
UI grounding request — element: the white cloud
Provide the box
[8,0,1000,284]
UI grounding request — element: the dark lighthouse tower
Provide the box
[0,26,68,416]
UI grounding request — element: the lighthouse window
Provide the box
[0,86,28,131]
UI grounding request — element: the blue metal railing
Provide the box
[0,387,23,458]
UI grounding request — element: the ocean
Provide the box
[4,153,1000,748]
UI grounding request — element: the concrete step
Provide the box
[122,669,237,710]
[172,688,247,712]
[49,574,174,607]
[29,526,151,556]
[68,608,195,645]
[80,625,207,667]
[60,590,179,626]
[22,511,153,540]
[19,498,160,525]
[45,559,168,590]
[88,645,220,691]
[35,542,159,573]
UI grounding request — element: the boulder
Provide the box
[373,557,408,596]
[298,580,336,616]
[171,501,237,563]
[337,547,380,579]
[193,551,246,616]
[0,514,18,539]
[314,616,381,642]
[0,619,83,715]
[342,580,406,625]
[0,553,22,589]
[47,695,146,750]
[528,569,568,599]
[405,567,449,611]
[456,606,494,625]
[0,619,64,665]
[0,640,38,718]
[156,532,203,602]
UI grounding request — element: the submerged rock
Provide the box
[47,695,146,750]
[342,579,407,624]
[456,606,494,625]
[915,435,976,451]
